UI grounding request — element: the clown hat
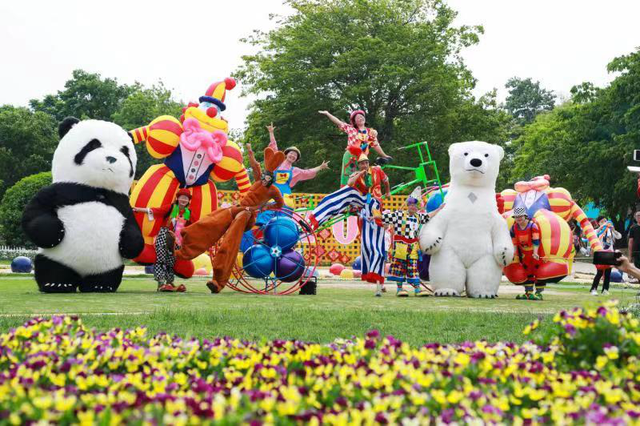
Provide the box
[349,109,366,126]
[176,188,192,199]
[199,77,237,111]
[407,187,422,205]
[357,153,369,163]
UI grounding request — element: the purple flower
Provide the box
[366,330,380,339]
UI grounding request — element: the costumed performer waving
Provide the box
[133,189,193,292]
[307,153,390,289]
[318,110,391,186]
[266,123,330,208]
[175,148,285,293]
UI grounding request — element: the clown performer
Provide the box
[510,207,544,300]
[307,153,390,291]
[133,188,193,292]
[318,110,392,186]
[265,123,330,209]
[371,187,436,297]
[175,148,285,293]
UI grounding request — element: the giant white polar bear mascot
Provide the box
[419,141,513,298]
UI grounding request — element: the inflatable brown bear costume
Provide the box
[175,147,285,293]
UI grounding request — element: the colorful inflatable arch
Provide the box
[129,78,250,278]
[500,175,602,283]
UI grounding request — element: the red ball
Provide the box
[206,107,218,118]
[329,263,345,275]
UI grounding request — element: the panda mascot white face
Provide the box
[22,117,145,293]
[52,119,137,194]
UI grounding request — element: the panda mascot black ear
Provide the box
[58,117,80,138]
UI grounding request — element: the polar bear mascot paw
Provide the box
[419,141,514,299]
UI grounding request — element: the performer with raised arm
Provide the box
[265,123,330,208]
[318,110,392,186]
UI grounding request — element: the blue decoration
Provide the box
[264,216,299,252]
[352,256,362,271]
[426,189,448,213]
[11,256,33,273]
[610,269,623,283]
[243,245,275,279]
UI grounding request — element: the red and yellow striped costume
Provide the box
[128,79,251,278]
[501,178,602,284]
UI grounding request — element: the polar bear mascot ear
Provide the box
[493,144,505,161]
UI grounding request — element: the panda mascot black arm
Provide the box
[22,117,144,293]
[22,185,66,248]
[117,196,145,259]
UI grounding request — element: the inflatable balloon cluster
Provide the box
[129,78,251,278]
[500,175,603,283]
[242,216,306,282]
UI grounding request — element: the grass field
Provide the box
[0,274,638,346]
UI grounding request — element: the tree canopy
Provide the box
[504,77,556,126]
[512,49,640,222]
[235,0,512,193]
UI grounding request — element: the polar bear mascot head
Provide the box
[448,141,504,188]
[52,117,137,195]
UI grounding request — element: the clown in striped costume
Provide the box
[307,154,391,291]
[129,78,251,278]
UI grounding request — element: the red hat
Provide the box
[176,188,192,199]
[349,109,366,126]
[200,77,236,112]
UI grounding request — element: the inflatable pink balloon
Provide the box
[194,268,209,276]
[329,263,345,276]
[353,270,362,278]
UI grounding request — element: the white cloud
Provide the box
[1,0,638,131]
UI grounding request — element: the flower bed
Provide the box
[1,302,639,424]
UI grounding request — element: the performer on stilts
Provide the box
[175,148,285,293]
[318,110,392,186]
[307,153,390,292]
[511,207,544,300]
[372,187,436,297]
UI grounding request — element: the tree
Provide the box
[112,83,184,179]
[512,49,640,224]
[504,77,556,125]
[235,0,511,192]
[30,69,136,121]
[0,106,57,198]
[0,172,52,247]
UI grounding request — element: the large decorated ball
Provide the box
[11,256,33,273]
[426,189,448,213]
[264,216,299,252]
[275,250,305,282]
[352,256,362,271]
[329,263,344,275]
[242,245,274,279]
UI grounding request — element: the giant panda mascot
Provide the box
[22,117,144,293]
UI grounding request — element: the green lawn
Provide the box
[0,275,637,346]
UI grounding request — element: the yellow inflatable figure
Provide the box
[129,78,250,278]
[501,175,602,284]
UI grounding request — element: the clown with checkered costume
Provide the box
[373,187,439,297]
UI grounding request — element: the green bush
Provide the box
[0,172,52,247]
